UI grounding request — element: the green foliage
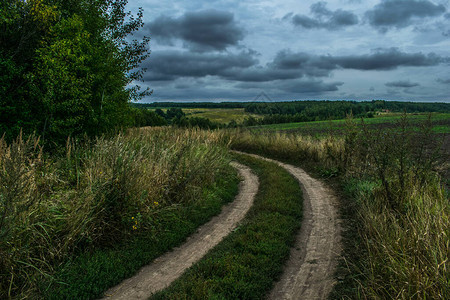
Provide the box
[0,0,150,145]
[152,154,303,299]
[130,108,167,127]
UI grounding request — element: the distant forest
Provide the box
[133,100,450,125]
[137,100,449,113]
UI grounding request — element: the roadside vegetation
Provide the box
[227,113,449,299]
[152,153,303,299]
[0,128,239,299]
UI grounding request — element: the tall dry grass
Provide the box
[226,128,344,167]
[0,128,231,298]
[357,173,449,298]
[225,116,449,299]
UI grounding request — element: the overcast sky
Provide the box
[127,0,450,102]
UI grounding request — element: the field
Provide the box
[156,108,262,124]
[225,112,449,299]
[255,112,450,135]
[2,106,449,299]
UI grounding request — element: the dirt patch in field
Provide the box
[102,162,258,299]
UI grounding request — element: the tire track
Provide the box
[102,162,258,300]
[234,152,341,300]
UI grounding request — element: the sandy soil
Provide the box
[237,153,342,300]
[102,162,259,299]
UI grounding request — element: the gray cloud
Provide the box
[147,10,244,51]
[236,79,344,94]
[385,80,420,88]
[278,80,344,93]
[143,50,258,81]
[366,0,446,32]
[270,48,446,72]
[146,47,448,85]
[330,48,446,70]
[221,68,303,82]
[292,1,358,30]
[437,78,450,84]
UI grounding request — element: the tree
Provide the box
[0,0,151,145]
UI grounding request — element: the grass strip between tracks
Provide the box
[151,153,303,299]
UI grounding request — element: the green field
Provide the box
[255,113,450,134]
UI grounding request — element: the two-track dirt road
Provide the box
[103,154,341,300]
[238,153,342,300]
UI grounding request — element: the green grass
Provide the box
[256,113,450,134]
[42,169,240,299]
[225,123,449,299]
[151,153,303,299]
[0,128,240,299]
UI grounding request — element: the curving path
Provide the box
[103,153,341,300]
[102,162,259,299]
[234,152,342,300]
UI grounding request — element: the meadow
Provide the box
[255,112,450,135]
[225,113,449,299]
[0,128,239,299]
[1,107,448,299]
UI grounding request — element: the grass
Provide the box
[224,113,449,299]
[0,128,240,299]
[151,153,303,299]
[43,170,239,299]
[255,113,450,135]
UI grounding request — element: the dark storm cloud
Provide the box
[330,48,446,70]
[221,68,303,82]
[236,79,344,94]
[269,48,446,72]
[437,78,450,84]
[365,0,446,32]
[143,50,258,81]
[271,50,335,74]
[146,10,244,51]
[291,2,358,30]
[278,80,344,93]
[144,47,448,85]
[385,80,420,87]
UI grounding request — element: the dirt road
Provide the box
[236,152,341,300]
[103,153,340,300]
[102,162,259,299]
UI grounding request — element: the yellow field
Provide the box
[178,108,261,124]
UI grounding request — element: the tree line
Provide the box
[244,100,449,116]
